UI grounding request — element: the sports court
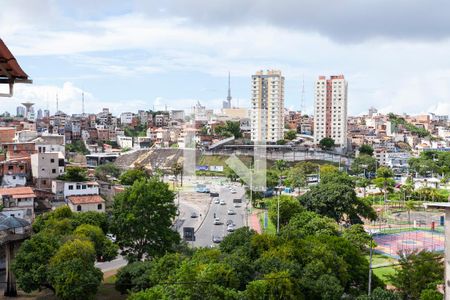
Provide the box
[373,230,445,258]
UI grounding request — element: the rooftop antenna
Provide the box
[82,92,85,115]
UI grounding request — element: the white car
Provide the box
[220,199,226,205]
[227,209,235,215]
[106,234,116,242]
[227,224,235,232]
[213,197,220,204]
[213,218,221,225]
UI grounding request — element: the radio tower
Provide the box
[56,93,59,113]
[82,92,85,115]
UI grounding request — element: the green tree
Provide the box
[73,224,118,261]
[214,120,242,139]
[48,239,103,300]
[274,159,288,172]
[359,144,374,156]
[119,168,149,185]
[389,250,443,300]
[299,174,376,224]
[12,232,61,293]
[65,140,89,155]
[71,211,109,234]
[281,210,338,240]
[245,271,302,300]
[267,195,304,228]
[357,177,372,198]
[342,224,374,252]
[111,178,180,261]
[405,201,415,225]
[95,163,121,181]
[374,167,395,204]
[171,162,183,186]
[352,154,377,175]
[284,130,297,140]
[224,166,239,182]
[58,166,88,182]
[319,137,335,151]
[285,162,319,189]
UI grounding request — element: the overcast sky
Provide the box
[1,0,450,116]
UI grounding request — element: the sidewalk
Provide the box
[249,212,262,234]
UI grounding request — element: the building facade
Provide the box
[313,75,348,148]
[251,70,285,143]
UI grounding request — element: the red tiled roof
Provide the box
[0,187,35,197]
[68,195,104,205]
[0,39,29,80]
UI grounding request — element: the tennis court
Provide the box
[373,230,445,258]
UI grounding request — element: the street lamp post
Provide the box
[276,176,283,234]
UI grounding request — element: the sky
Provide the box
[1,0,450,116]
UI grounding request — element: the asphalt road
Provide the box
[192,183,247,247]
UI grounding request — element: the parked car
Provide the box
[226,220,234,226]
[213,218,221,225]
[213,197,220,204]
[220,199,226,205]
[190,212,198,218]
[230,189,237,194]
[227,209,235,215]
[212,235,223,243]
[106,234,116,242]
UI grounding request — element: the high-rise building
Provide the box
[16,106,25,117]
[44,109,50,118]
[251,70,285,143]
[37,109,43,120]
[313,75,348,148]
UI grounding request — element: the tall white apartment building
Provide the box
[313,75,348,148]
[251,70,285,143]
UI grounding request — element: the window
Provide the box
[43,180,47,185]
[52,169,56,174]
[76,185,81,190]
[82,185,87,189]
[8,165,13,170]
[97,204,102,210]
[68,185,74,190]
[50,159,55,163]
[77,205,82,211]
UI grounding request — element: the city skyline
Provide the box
[2,1,450,116]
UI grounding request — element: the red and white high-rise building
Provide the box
[313,75,348,148]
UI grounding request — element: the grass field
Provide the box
[259,211,276,234]
[366,253,398,285]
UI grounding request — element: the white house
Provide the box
[117,135,133,149]
[67,195,105,213]
[52,180,99,201]
[0,186,35,221]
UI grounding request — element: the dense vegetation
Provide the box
[388,113,430,138]
[65,140,89,155]
[13,207,117,300]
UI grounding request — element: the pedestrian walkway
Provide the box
[249,212,262,234]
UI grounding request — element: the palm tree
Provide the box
[357,178,371,198]
[405,200,415,225]
[375,166,395,204]
[171,162,183,187]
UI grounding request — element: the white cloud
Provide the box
[2,5,450,116]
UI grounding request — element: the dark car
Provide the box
[190,212,198,218]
